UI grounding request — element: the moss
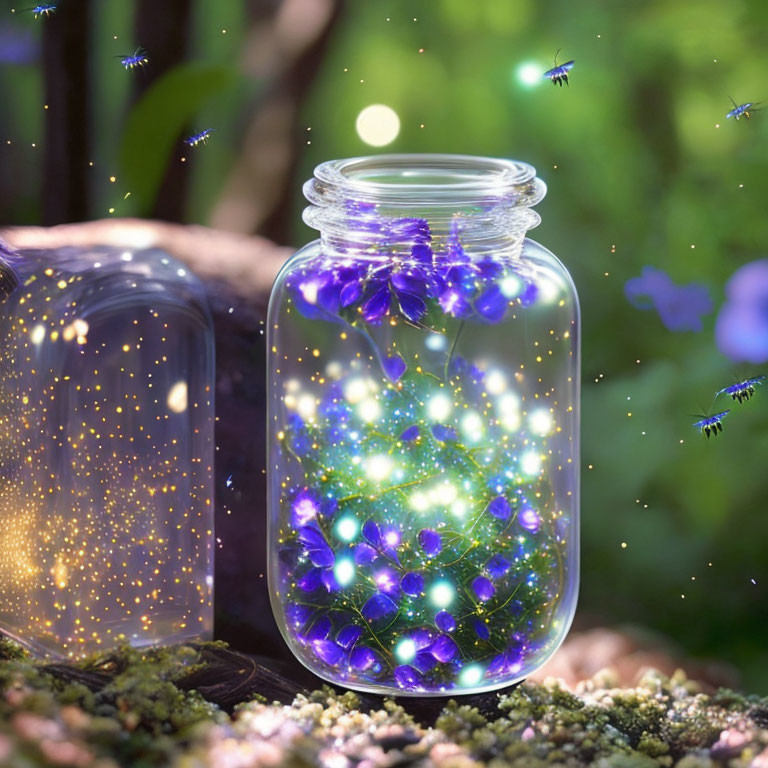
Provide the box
[0,641,765,767]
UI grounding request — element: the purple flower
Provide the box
[362,593,398,621]
[362,520,382,548]
[399,424,420,442]
[414,651,438,672]
[394,665,421,690]
[418,528,441,556]
[350,645,377,670]
[374,568,399,596]
[473,618,490,640]
[487,496,511,520]
[401,572,424,597]
[430,634,458,663]
[354,543,378,565]
[518,501,540,534]
[716,259,768,362]
[336,625,363,649]
[472,576,495,602]
[297,567,323,592]
[313,639,344,666]
[383,354,407,381]
[435,611,456,632]
[431,424,457,442]
[297,525,335,568]
[291,488,320,527]
[625,266,712,332]
[486,554,511,578]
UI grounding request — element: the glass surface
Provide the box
[268,155,579,695]
[0,246,215,658]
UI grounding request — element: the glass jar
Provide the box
[0,245,215,658]
[267,155,579,695]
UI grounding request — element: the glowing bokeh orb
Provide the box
[515,60,545,89]
[335,515,360,542]
[334,557,356,587]
[429,580,455,608]
[395,637,417,662]
[356,104,401,147]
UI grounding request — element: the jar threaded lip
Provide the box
[305,153,546,209]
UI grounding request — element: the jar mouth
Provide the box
[306,154,546,209]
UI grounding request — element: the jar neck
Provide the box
[303,154,546,260]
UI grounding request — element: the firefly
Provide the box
[119,47,149,71]
[185,129,215,148]
[726,97,761,120]
[543,49,575,87]
[692,410,730,439]
[716,375,765,404]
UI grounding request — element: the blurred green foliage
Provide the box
[2,0,767,689]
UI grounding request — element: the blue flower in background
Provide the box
[625,266,712,332]
[716,259,768,363]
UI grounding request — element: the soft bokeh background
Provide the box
[1,0,767,689]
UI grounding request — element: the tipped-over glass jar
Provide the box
[268,155,579,695]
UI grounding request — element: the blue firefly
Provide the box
[226,474,233,489]
[692,410,730,439]
[24,3,56,18]
[716,375,765,403]
[726,97,760,120]
[543,50,575,87]
[185,129,215,148]
[119,48,149,71]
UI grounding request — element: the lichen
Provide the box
[0,636,767,767]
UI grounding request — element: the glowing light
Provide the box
[458,663,485,687]
[450,499,468,517]
[515,60,544,88]
[500,275,523,297]
[537,276,561,304]
[296,393,317,421]
[431,481,457,506]
[365,454,394,482]
[357,398,382,422]
[29,324,46,346]
[344,378,368,404]
[425,333,447,351]
[498,393,521,432]
[461,411,484,442]
[528,408,553,436]
[395,637,417,662]
[299,280,319,305]
[426,392,452,421]
[335,515,359,542]
[167,381,188,413]
[410,491,429,512]
[520,450,542,477]
[355,104,401,147]
[486,371,507,395]
[429,580,455,608]
[333,557,355,587]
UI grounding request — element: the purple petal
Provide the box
[520,282,539,307]
[472,576,495,602]
[361,283,390,323]
[303,616,332,641]
[340,280,363,307]
[431,634,458,663]
[322,569,340,592]
[519,502,541,533]
[473,618,490,640]
[411,243,433,264]
[487,496,511,520]
[336,624,363,649]
[439,288,471,317]
[418,529,441,556]
[435,611,456,632]
[396,290,427,322]
[362,520,382,548]
[412,628,435,649]
[394,664,421,690]
[383,354,407,382]
[313,639,344,666]
[475,284,507,323]
[391,271,428,296]
[354,543,378,565]
[401,572,424,597]
[297,567,323,592]
[431,424,457,442]
[399,425,420,442]
[487,554,511,578]
[349,645,376,670]
[414,651,438,672]
[361,593,397,621]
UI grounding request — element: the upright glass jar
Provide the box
[0,245,215,658]
[268,155,579,695]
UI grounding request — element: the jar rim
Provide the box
[307,153,546,208]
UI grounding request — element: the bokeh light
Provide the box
[355,104,401,146]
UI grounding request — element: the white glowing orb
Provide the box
[461,411,484,442]
[537,276,561,304]
[500,274,523,297]
[429,580,455,608]
[334,557,355,587]
[296,394,317,421]
[432,481,458,506]
[450,499,468,517]
[357,398,382,423]
[395,637,417,662]
[356,104,401,147]
[335,515,359,542]
[520,450,543,476]
[167,381,188,414]
[365,454,394,482]
[410,492,430,513]
[498,393,521,432]
[344,378,368,404]
[30,324,46,346]
[427,392,453,421]
[516,61,545,88]
[485,371,507,395]
[299,280,319,305]
[425,333,447,351]
[528,408,553,436]
[458,664,485,687]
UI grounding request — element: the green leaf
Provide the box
[119,64,238,213]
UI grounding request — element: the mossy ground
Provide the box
[0,637,766,767]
